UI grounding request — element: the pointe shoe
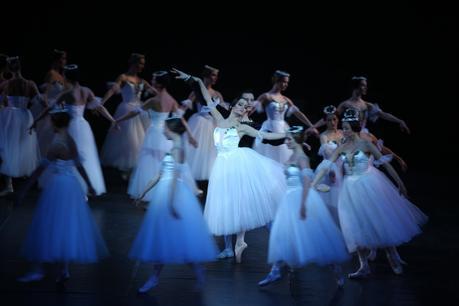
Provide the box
[17,271,45,282]
[56,271,70,283]
[367,249,377,261]
[217,248,234,259]
[0,186,13,197]
[386,252,403,275]
[348,264,371,279]
[138,276,159,294]
[235,242,248,263]
[258,268,282,287]
[336,275,345,288]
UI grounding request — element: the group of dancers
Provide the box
[0,51,427,293]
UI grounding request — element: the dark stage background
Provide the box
[2,5,456,175]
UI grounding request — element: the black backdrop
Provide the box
[2,4,457,175]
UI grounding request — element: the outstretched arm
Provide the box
[133,174,161,206]
[171,68,225,124]
[366,140,408,196]
[238,123,286,139]
[101,74,125,106]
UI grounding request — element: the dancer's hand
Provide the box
[110,120,120,131]
[170,206,181,219]
[306,126,320,137]
[302,142,311,151]
[133,198,142,207]
[170,68,190,80]
[88,186,96,197]
[400,121,410,134]
[329,171,336,184]
[299,205,307,220]
[188,136,198,148]
[28,123,36,135]
[398,182,408,198]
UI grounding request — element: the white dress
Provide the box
[337,151,428,253]
[129,154,217,264]
[100,81,151,171]
[0,96,40,177]
[184,104,217,180]
[204,127,287,235]
[35,81,64,156]
[67,104,106,195]
[127,110,172,199]
[314,141,343,222]
[21,156,109,263]
[268,166,349,267]
[253,101,292,164]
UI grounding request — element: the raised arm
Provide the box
[369,103,410,134]
[171,68,225,124]
[101,74,125,106]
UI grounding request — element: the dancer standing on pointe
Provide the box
[173,68,287,263]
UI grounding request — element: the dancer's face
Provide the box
[284,134,297,149]
[58,53,67,68]
[205,71,218,86]
[326,114,338,130]
[134,58,145,73]
[276,76,289,91]
[357,79,368,96]
[232,98,248,116]
[342,122,354,138]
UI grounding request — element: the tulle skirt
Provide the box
[315,159,343,224]
[68,117,106,195]
[184,113,217,180]
[128,125,172,199]
[21,168,109,263]
[101,101,150,171]
[253,119,292,164]
[338,166,428,252]
[204,147,286,235]
[268,186,350,267]
[129,178,217,263]
[0,107,40,177]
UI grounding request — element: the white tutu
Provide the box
[128,110,172,199]
[129,155,217,263]
[315,142,344,223]
[253,119,292,164]
[100,100,150,171]
[184,112,217,180]
[268,167,349,267]
[204,127,286,235]
[21,159,109,263]
[338,151,428,252]
[0,97,40,177]
[67,105,106,195]
[34,82,64,156]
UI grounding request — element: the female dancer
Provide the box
[16,110,108,283]
[258,126,349,287]
[130,117,217,293]
[100,53,156,178]
[34,49,67,156]
[114,71,198,200]
[32,64,116,195]
[0,56,41,196]
[253,70,318,164]
[312,109,427,278]
[173,68,287,263]
[182,65,224,181]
